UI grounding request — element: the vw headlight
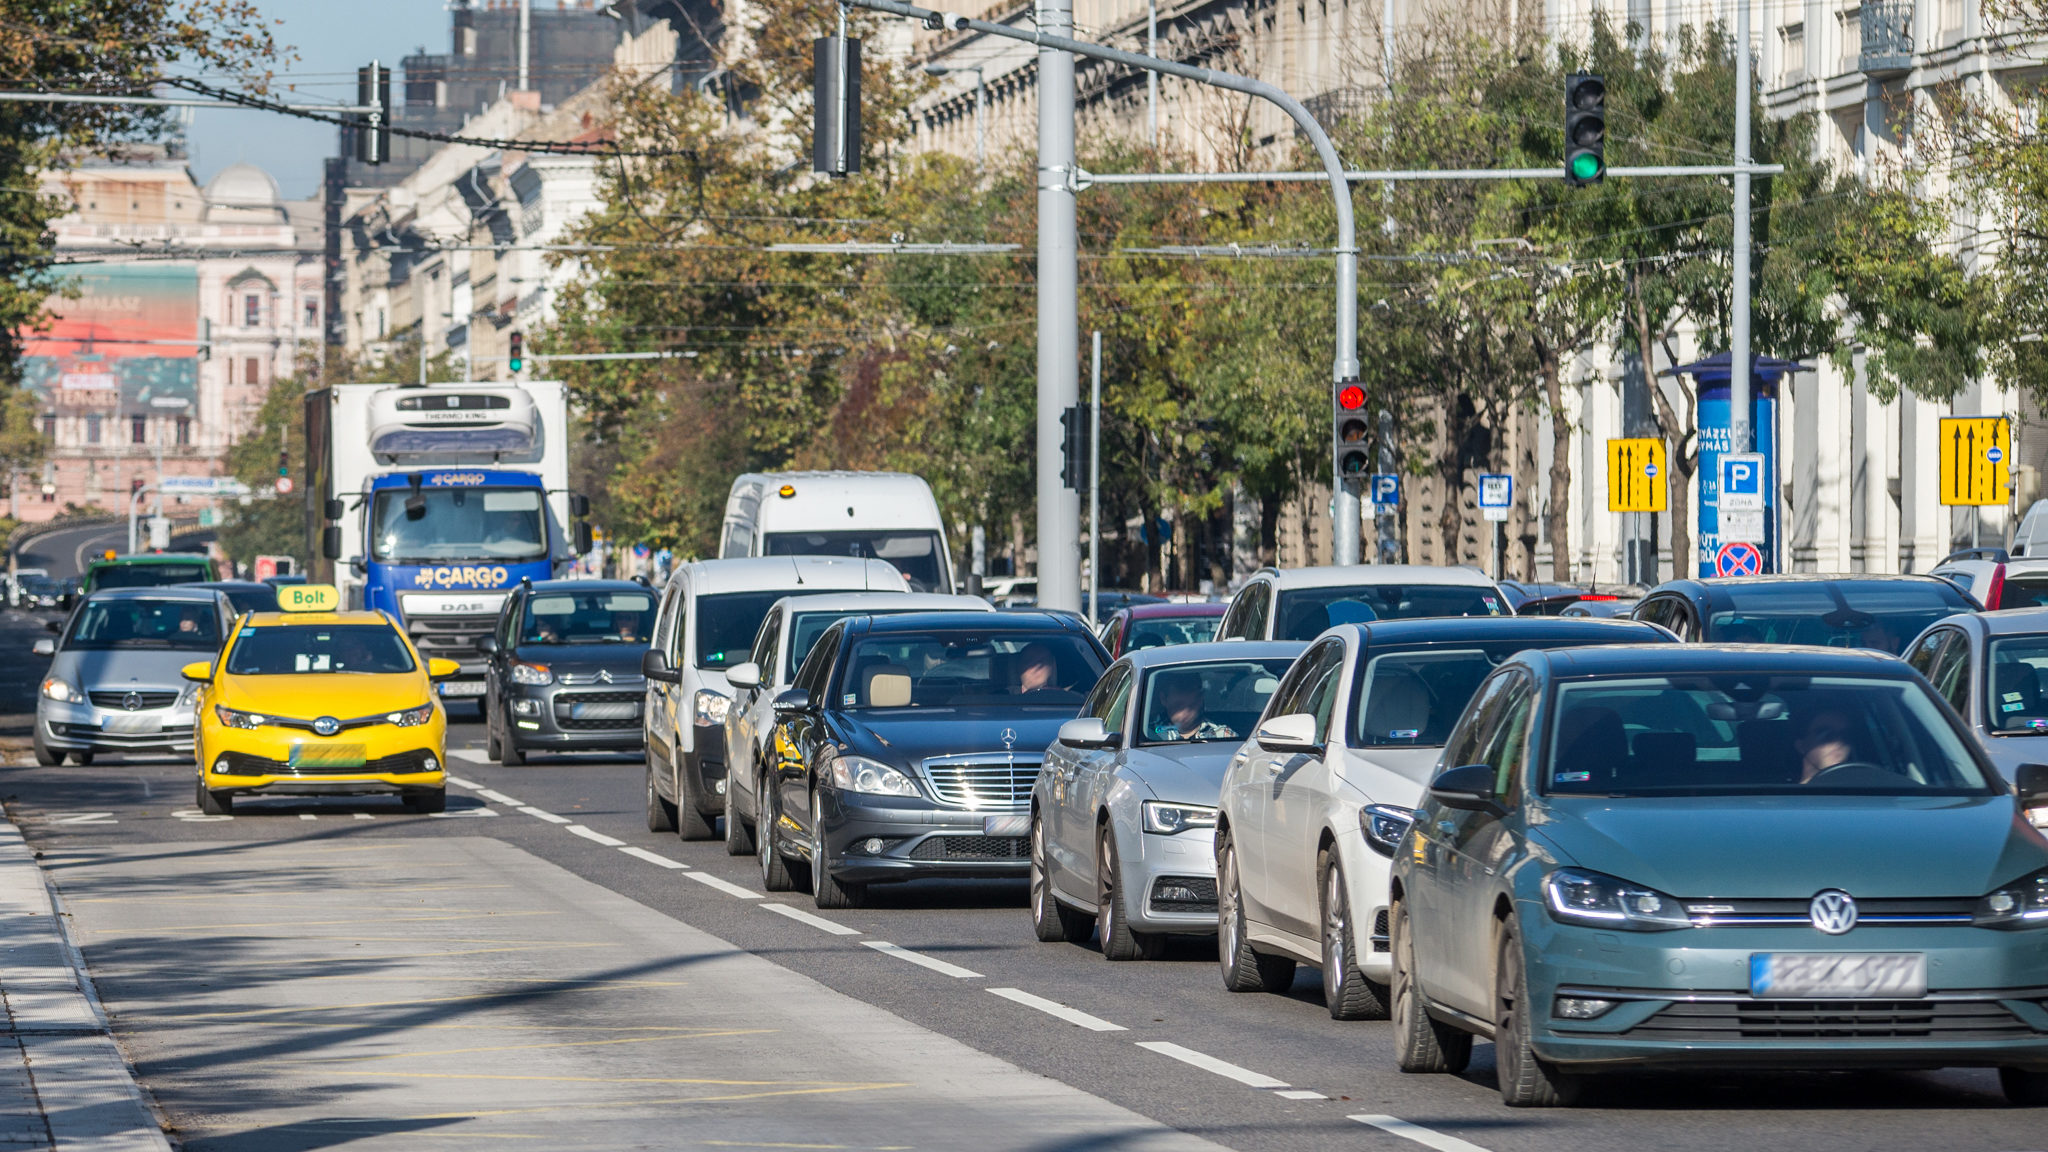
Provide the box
[1141,801,1218,835]
[510,662,553,686]
[828,755,921,798]
[1360,804,1417,858]
[1974,868,2048,929]
[1543,867,1690,931]
[387,703,435,728]
[38,678,81,704]
[693,689,730,726]
[214,705,266,730]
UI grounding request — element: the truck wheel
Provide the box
[196,781,232,815]
[31,731,60,767]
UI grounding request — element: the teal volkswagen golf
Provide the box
[1389,644,2048,1107]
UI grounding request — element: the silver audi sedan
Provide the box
[1030,641,1305,959]
[32,586,233,766]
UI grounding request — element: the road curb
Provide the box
[0,820,173,1151]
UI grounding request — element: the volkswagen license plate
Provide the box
[438,681,486,698]
[983,813,1030,836]
[289,743,366,768]
[569,701,639,720]
[1750,952,1926,998]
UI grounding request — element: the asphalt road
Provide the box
[13,520,217,580]
[2,610,2045,1150]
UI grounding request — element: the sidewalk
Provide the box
[0,820,170,1151]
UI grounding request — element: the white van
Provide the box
[719,472,956,593]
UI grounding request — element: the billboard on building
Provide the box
[19,265,199,416]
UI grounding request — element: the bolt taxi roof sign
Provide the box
[277,584,342,613]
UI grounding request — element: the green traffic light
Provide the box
[1570,153,1604,181]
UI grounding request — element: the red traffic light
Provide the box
[1337,383,1367,410]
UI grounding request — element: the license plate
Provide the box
[1750,952,1927,998]
[102,713,158,734]
[570,702,639,720]
[984,813,1029,836]
[438,681,486,697]
[289,743,366,768]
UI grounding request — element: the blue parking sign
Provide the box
[1369,474,1400,508]
[1719,453,1765,511]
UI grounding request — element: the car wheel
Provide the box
[500,733,526,766]
[68,750,94,766]
[485,706,503,762]
[810,790,866,909]
[405,789,446,815]
[724,779,756,856]
[645,760,677,833]
[1097,824,1162,961]
[1321,851,1388,1019]
[1030,813,1091,943]
[31,730,60,767]
[196,780,232,816]
[674,755,716,841]
[757,781,798,892]
[2001,1067,2048,1105]
[1391,898,1471,1073]
[1495,918,1581,1107]
[1217,829,1295,993]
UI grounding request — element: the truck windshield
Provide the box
[763,530,945,592]
[371,488,546,563]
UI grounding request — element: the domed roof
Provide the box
[204,162,279,207]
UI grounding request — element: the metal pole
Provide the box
[836,3,851,176]
[1731,0,1752,456]
[1037,0,1082,612]
[1076,163,1783,183]
[975,67,986,172]
[1090,329,1102,626]
[1147,0,1158,147]
[518,0,532,91]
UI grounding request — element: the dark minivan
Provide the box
[479,579,655,763]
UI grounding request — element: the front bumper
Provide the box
[815,788,1031,883]
[1520,903,2048,1071]
[38,699,195,753]
[198,714,447,797]
[502,683,645,751]
[1121,824,1222,934]
[683,724,726,815]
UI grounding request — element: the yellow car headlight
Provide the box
[214,705,266,730]
[387,703,435,728]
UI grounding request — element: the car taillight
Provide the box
[1988,564,2007,610]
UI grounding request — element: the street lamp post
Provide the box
[923,62,986,172]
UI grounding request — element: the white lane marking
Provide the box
[987,987,1125,1032]
[170,809,231,822]
[1275,1090,1327,1100]
[448,750,491,765]
[476,788,523,806]
[446,774,484,787]
[760,903,861,936]
[861,940,982,979]
[353,813,375,820]
[1349,1115,1494,1152]
[618,846,688,869]
[430,808,500,818]
[567,825,626,847]
[299,814,317,821]
[48,812,116,825]
[1135,1041,1289,1089]
[518,807,571,824]
[683,871,763,900]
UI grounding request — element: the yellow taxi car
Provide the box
[183,584,457,814]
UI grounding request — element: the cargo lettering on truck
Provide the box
[410,566,512,588]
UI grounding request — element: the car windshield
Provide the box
[63,599,219,651]
[1137,659,1293,745]
[225,624,416,675]
[2002,574,2048,611]
[695,591,790,670]
[1350,642,1574,747]
[521,590,654,645]
[840,630,1106,708]
[1274,584,1503,640]
[370,487,546,563]
[1125,615,1221,650]
[1704,583,1969,655]
[1987,637,2048,734]
[763,530,946,592]
[210,586,279,615]
[1544,673,1993,796]
[787,609,933,679]
[92,563,208,589]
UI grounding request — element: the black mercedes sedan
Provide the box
[477,579,656,763]
[759,610,1110,908]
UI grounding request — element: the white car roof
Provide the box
[675,556,905,596]
[772,592,991,615]
[1256,564,1499,591]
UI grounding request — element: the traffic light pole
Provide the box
[1731,0,1754,457]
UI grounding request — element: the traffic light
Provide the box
[277,449,289,478]
[355,63,391,165]
[1334,379,1371,481]
[1565,73,1606,186]
[508,331,524,374]
[1059,405,1085,490]
[812,36,862,177]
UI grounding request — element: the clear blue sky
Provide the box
[181,0,450,201]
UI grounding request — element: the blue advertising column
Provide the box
[1662,353,1809,578]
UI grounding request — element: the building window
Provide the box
[130,477,144,495]
[175,416,191,446]
[245,357,261,387]
[130,415,147,445]
[1781,23,1806,79]
[85,414,101,445]
[304,298,318,327]
[244,293,260,327]
[39,413,53,440]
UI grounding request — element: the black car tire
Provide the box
[725,782,755,856]
[645,762,677,833]
[674,753,716,841]
[196,780,232,815]
[1321,852,1388,1020]
[757,782,799,892]
[1217,830,1295,993]
[2001,1067,2048,1105]
[1098,825,1162,961]
[499,730,526,766]
[404,788,446,815]
[1391,899,1471,1073]
[810,790,866,910]
[69,750,93,766]
[485,706,503,762]
[1496,919,1582,1107]
[31,730,60,767]
[1030,813,1092,943]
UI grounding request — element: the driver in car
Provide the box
[1796,708,1858,783]
[1147,672,1237,742]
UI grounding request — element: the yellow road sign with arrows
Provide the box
[1939,417,2011,507]
[1607,438,1667,513]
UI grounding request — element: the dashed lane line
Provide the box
[617,846,688,869]
[299,814,317,821]
[861,940,982,979]
[448,750,491,765]
[1135,1041,1290,1089]
[683,871,763,900]
[476,788,523,806]
[986,987,1124,1032]
[519,807,572,824]
[1275,1089,1328,1100]
[353,813,375,820]
[759,903,861,936]
[446,775,484,788]
[567,825,627,847]
[1350,1114,1494,1152]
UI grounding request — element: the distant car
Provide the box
[1498,581,1643,616]
[8,567,46,608]
[82,553,217,593]
[1098,602,1227,657]
[261,574,309,588]
[1930,548,2048,611]
[1391,644,2048,1107]
[478,579,656,764]
[1555,597,1640,619]
[16,575,66,609]
[1905,607,2048,794]
[1631,575,1978,655]
[1031,641,1304,957]
[30,586,235,766]
[191,581,280,617]
[1216,565,1508,642]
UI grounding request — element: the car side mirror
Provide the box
[2017,763,2048,806]
[1430,763,1504,815]
[772,689,812,715]
[726,661,762,690]
[180,661,213,682]
[476,635,500,655]
[31,638,54,657]
[1057,717,1119,749]
[427,658,461,680]
[641,650,680,683]
[1254,712,1322,754]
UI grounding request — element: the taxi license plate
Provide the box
[102,714,158,734]
[289,743,366,768]
[984,814,1030,836]
[1750,953,1926,999]
[570,702,639,720]
[438,681,486,698]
